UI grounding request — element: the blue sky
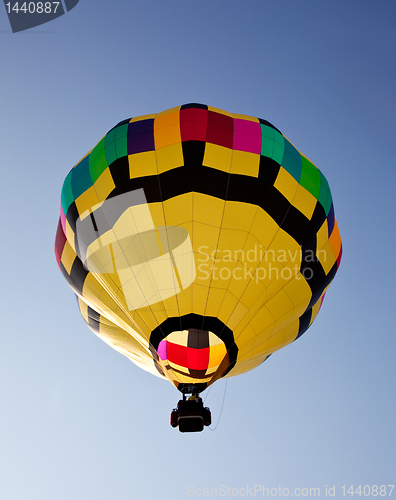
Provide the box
[1,1,395,499]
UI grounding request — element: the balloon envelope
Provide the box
[55,103,342,394]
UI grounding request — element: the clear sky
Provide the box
[1,1,395,499]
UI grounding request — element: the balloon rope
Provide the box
[208,379,228,432]
[203,385,212,404]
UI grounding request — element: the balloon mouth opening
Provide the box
[149,318,239,391]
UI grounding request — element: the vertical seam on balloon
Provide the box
[154,108,183,336]
[199,111,238,379]
[200,114,233,335]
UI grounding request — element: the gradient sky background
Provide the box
[1,1,395,499]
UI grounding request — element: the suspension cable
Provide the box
[207,379,228,431]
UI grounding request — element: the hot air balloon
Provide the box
[55,104,342,432]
